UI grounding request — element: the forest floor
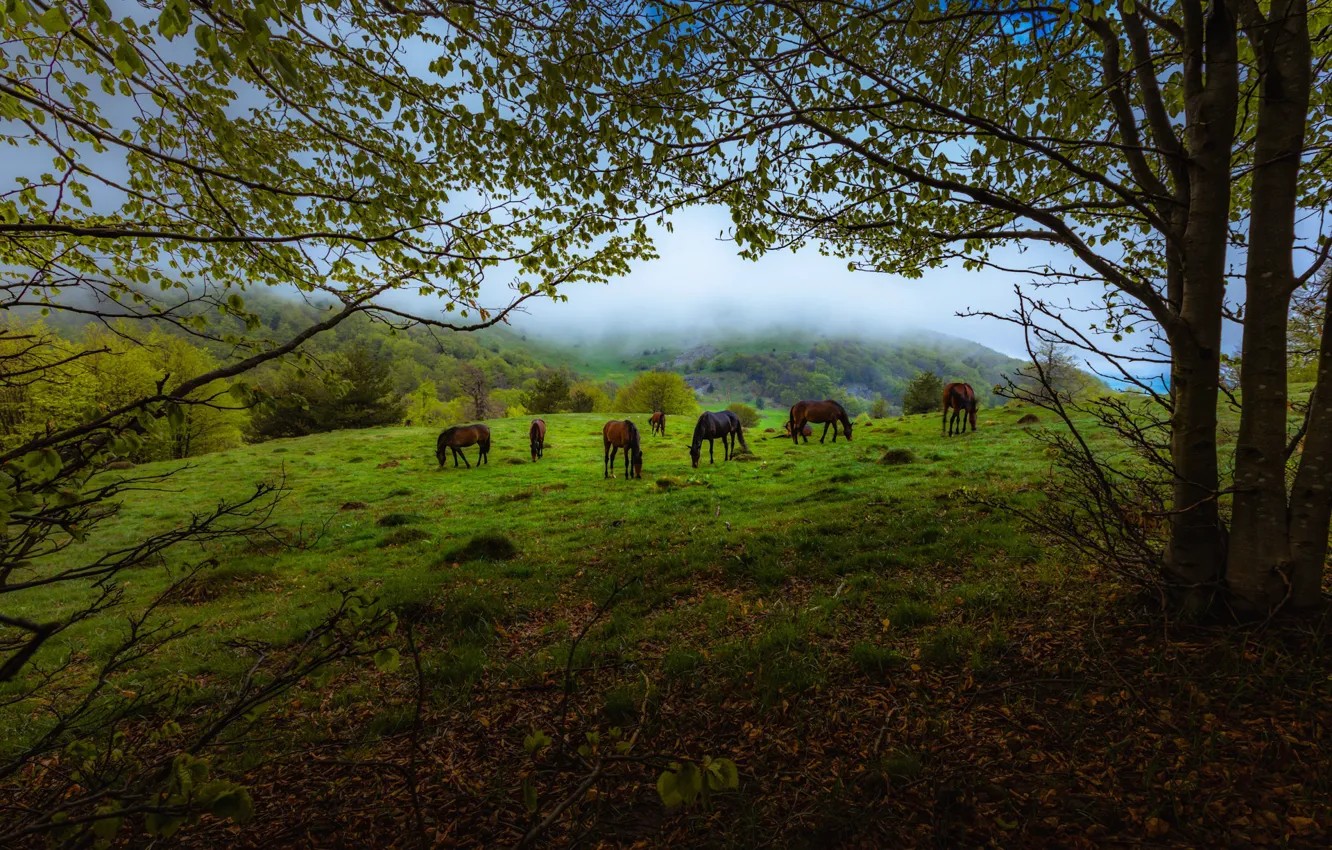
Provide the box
[5,407,1331,847]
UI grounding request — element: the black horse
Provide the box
[689,410,749,468]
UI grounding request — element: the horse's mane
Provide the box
[829,399,849,418]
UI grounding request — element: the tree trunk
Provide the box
[1226,0,1311,612]
[1288,280,1332,608]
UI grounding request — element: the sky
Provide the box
[476,204,1159,364]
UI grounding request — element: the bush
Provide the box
[568,381,612,412]
[614,372,698,414]
[726,402,760,428]
[902,370,944,415]
[870,396,891,418]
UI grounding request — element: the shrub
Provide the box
[902,370,944,415]
[870,396,891,418]
[726,402,760,428]
[614,372,698,414]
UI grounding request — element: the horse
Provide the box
[689,410,749,468]
[436,424,490,468]
[602,419,643,479]
[782,420,813,439]
[788,399,853,444]
[649,410,666,436]
[942,383,978,436]
[529,418,546,462]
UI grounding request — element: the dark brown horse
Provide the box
[649,410,666,436]
[436,424,490,468]
[529,418,546,462]
[789,399,853,444]
[602,420,643,479]
[942,383,978,436]
[689,410,749,468]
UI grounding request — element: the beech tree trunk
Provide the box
[1163,1,1237,605]
[1288,282,1332,608]
[1227,0,1312,612]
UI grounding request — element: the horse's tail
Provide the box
[733,412,749,451]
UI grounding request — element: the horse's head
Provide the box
[844,421,854,441]
[689,442,701,468]
[632,447,643,479]
[968,407,978,431]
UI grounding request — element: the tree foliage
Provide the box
[614,372,698,415]
[903,372,944,416]
[726,402,760,428]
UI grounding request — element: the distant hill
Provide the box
[518,329,1030,412]
[19,288,1040,414]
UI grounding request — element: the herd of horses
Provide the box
[434,382,981,474]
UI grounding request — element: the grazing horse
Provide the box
[529,418,546,462]
[788,399,853,445]
[689,410,749,468]
[436,424,490,468]
[602,420,643,479]
[649,410,666,436]
[942,383,978,436]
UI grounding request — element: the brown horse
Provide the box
[782,421,813,439]
[529,418,546,462]
[602,420,643,479]
[436,424,490,468]
[649,410,666,436]
[942,383,978,436]
[789,399,853,444]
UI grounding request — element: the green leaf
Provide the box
[521,776,538,813]
[656,769,684,809]
[707,758,739,790]
[523,730,551,755]
[373,647,400,673]
[38,4,68,33]
[200,781,254,824]
[676,762,703,804]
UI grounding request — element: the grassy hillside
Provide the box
[6,408,1329,847]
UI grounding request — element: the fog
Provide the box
[433,205,1141,363]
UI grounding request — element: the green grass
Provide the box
[2,406,1077,788]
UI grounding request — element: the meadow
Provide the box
[5,406,1330,847]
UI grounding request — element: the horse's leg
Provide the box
[605,443,612,478]
[831,421,838,442]
[461,445,471,468]
[820,422,829,443]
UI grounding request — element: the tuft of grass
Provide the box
[505,457,526,465]
[444,533,519,563]
[1017,413,1040,425]
[378,527,431,547]
[850,642,907,676]
[347,456,365,463]
[878,448,916,465]
[601,684,641,723]
[663,648,702,679]
[430,646,487,689]
[887,600,936,629]
[951,581,1015,615]
[829,472,856,483]
[340,501,368,511]
[920,626,979,665]
[386,487,413,498]
[881,749,922,779]
[377,513,424,527]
